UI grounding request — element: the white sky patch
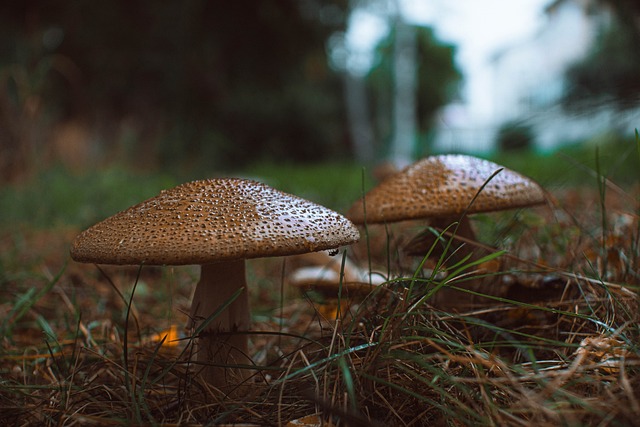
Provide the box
[345,0,551,120]
[346,8,390,51]
[343,8,390,74]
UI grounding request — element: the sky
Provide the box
[345,0,551,122]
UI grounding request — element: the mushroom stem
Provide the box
[404,216,479,264]
[189,260,251,391]
[404,216,502,310]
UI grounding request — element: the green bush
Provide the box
[495,121,535,152]
[0,166,177,228]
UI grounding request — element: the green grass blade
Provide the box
[338,356,357,411]
[279,342,377,383]
[361,167,373,284]
[1,264,65,338]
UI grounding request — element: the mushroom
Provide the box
[286,250,384,289]
[347,154,546,269]
[291,267,386,318]
[289,263,385,300]
[70,178,359,390]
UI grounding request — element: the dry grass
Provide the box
[1,181,639,425]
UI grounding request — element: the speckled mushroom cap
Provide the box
[71,178,360,265]
[347,154,546,224]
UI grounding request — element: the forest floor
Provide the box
[1,178,639,425]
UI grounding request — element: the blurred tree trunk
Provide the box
[389,16,417,167]
[344,72,375,163]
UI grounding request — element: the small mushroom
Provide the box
[347,154,545,261]
[289,265,385,320]
[70,178,359,390]
[286,249,384,289]
[282,251,385,321]
[289,263,385,299]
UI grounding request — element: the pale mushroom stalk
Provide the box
[403,216,480,265]
[189,260,251,388]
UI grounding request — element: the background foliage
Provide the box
[563,0,640,109]
[0,0,349,177]
[0,0,464,181]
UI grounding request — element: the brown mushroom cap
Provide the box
[347,154,546,224]
[71,178,360,265]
